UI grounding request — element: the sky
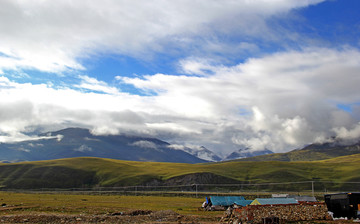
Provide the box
[1,0,360,157]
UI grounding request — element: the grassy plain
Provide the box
[0,192,223,223]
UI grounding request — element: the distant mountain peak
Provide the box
[303,137,360,151]
[168,145,221,162]
[195,146,222,162]
[224,148,273,161]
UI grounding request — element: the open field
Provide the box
[0,154,359,223]
[0,192,223,223]
[0,192,356,223]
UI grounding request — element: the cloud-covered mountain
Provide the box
[2,127,360,164]
[171,145,222,162]
[239,139,360,162]
[0,127,278,163]
[224,148,273,161]
[0,128,206,164]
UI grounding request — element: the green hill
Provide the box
[239,141,360,162]
[0,155,360,191]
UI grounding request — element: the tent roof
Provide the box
[209,196,247,206]
[235,200,253,207]
[251,198,298,205]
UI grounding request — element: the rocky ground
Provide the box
[0,209,357,224]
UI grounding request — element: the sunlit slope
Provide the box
[0,155,360,189]
[240,141,360,162]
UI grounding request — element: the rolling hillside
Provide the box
[239,140,360,162]
[0,154,360,190]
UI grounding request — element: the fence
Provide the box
[2,181,360,197]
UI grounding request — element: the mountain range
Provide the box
[0,127,274,163]
[1,127,359,164]
[1,127,360,189]
[0,128,206,163]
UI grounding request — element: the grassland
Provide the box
[0,192,223,223]
[0,154,360,190]
[0,192,205,215]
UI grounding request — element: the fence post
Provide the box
[311,181,314,197]
[195,184,198,198]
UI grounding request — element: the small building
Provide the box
[272,193,289,198]
[251,198,298,205]
[324,192,360,219]
[272,194,317,202]
[289,195,317,202]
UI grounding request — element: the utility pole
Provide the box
[311,178,320,198]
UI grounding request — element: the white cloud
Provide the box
[16,147,30,153]
[0,0,324,73]
[1,47,360,154]
[179,58,221,76]
[167,144,186,150]
[74,144,93,152]
[122,47,360,152]
[333,122,360,143]
[0,133,62,144]
[75,75,120,95]
[130,140,157,150]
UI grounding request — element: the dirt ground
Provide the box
[0,209,221,224]
[0,209,356,224]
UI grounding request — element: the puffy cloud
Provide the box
[0,0,324,73]
[1,47,360,155]
[333,123,360,143]
[74,144,93,152]
[122,47,360,152]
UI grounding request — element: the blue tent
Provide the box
[209,196,251,206]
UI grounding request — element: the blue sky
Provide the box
[0,0,360,156]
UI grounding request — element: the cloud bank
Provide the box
[1,47,360,155]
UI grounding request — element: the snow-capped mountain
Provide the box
[169,145,222,162]
[190,146,222,162]
[224,148,273,160]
